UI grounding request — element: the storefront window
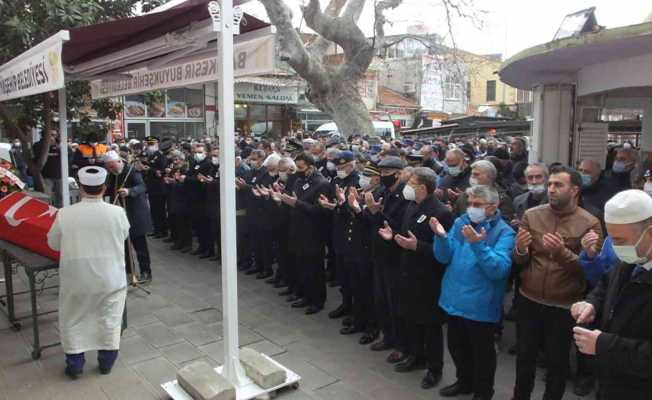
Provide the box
[145,91,166,118]
[186,87,204,118]
[150,121,206,139]
[167,88,187,118]
[125,95,146,118]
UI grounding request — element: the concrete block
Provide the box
[239,347,287,389]
[176,361,235,400]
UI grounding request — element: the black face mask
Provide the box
[381,174,398,188]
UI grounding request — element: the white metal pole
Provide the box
[217,0,247,386]
[58,88,70,207]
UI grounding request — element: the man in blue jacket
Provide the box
[430,185,515,400]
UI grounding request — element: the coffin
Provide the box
[0,192,59,260]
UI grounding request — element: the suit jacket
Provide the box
[105,165,152,237]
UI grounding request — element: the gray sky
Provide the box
[242,0,652,59]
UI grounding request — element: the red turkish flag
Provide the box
[0,192,60,260]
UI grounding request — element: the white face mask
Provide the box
[336,169,350,180]
[469,177,479,187]
[279,172,289,182]
[211,156,219,166]
[448,165,462,177]
[402,184,416,201]
[359,175,372,190]
[194,153,206,162]
[467,206,487,224]
[644,182,652,196]
[613,227,652,266]
[528,184,546,195]
[147,145,158,153]
[326,161,336,172]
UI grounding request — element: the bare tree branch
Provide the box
[258,0,328,88]
[305,0,348,57]
[373,0,402,58]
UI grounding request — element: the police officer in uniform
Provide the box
[141,136,169,238]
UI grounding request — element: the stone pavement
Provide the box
[0,238,588,400]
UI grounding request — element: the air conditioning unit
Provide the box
[404,83,417,93]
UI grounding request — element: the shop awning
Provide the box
[63,0,266,66]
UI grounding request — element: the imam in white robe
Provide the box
[47,197,130,354]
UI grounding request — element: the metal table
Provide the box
[0,240,59,359]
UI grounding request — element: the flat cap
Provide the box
[378,156,405,170]
[335,150,354,165]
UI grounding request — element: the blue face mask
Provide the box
[612,161,628,174]
[580,174,593,188]
[467,207,487,224]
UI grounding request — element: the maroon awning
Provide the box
[63,0,268,66]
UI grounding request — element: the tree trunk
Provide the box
[308,79,374,137]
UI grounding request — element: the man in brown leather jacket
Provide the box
[512,166,603,400]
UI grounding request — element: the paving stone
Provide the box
[136,322,185,348]
[154,305,195,327]
[117,335,162,365]
[177,360,235,400]
[160,340,205,366]
[193,307,222,324]
[313,381,372,400]
[272,352,338,392]
[173,321,222,347]
[131,356,179,397]
[245,339,286,357]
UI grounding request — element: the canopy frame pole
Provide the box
[58,88,70,207]
[215,0,247,386]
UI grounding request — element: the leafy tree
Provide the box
[0,0,169,190]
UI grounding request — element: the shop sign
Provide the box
[90,35,275,99]
[0,31,68,102]
[235,82,298,104]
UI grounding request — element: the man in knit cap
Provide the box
[571,189,652,400]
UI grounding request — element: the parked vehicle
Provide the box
[315,120,397,140]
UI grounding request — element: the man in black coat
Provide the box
[104,151,153,283]
[378,167,454,389]
[204,147,221,260]
[186,143,215,258]
[281,152,331,315]
[438,148,471,207]
[33,131,63,207]
[320,150,360,320]
[141,136,169,238]
[571,189,652,400]
[364,156,410,361]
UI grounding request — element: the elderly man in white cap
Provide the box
[571,189,652,400]
[47,166,130,379]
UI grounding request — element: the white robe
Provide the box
[47,197,130,354]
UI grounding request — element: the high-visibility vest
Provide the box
[78,143,108,159]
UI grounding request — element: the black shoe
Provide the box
[170,244,183,250]
[256,271,273,280]
[305,305,322,315]
[394,356,426,373]
[245,268,259,276]
[273,282,287,289]
[421,370,442,389]
[199,253,214,259]
[154,233,167,239]
[342,316,353,327]
[190,249,204,256]
[573,376,595,397]
[139,272,152,284]
[65,367,82,380]
[291,299,309,308]
[386,351,407,364]
[210,255,220,262]
[98,365,112,375]
[359,330,379,345]
[286,295,299,303]
[180,246,193,253]
[147,233,157,238]
[370,340,393,351]
[163,237,175,243]
[265,277,277,284]
[279,289,292,296]
[328,304,351,319]
[439,381,473,397]
[340,326,362,335]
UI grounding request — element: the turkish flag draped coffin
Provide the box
[0,192,60,260]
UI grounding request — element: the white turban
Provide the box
[78,166,107,186]
[103,150,121,163]
[605,189,652,224]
